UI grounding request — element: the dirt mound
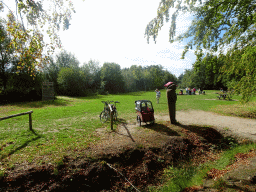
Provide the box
[0,137,194,191]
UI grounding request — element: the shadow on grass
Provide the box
[117,91,147,96]
[1,95,105,108]
[113,118,136,142]
[115,118,180,137]
[143,123,180,136]
[114,118,126,124]
[72,95,104,100]
[124,93,142,96]
[0,130,42,160]
[5,98,72,108]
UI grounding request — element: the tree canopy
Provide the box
[0,0,78,77]
[101,63,125,94]
[145,0,256,55]
[146,0,256,102]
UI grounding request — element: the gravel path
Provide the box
[156,110,256,142]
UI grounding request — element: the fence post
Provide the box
[0,111,33,131]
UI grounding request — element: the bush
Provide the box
[0,72,43,104]
[57,67,88,96]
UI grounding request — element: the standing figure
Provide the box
[166,83,177,124]
[188,87,191,95]
[193,87,196,95]
[155,88,161,104]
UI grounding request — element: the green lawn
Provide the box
[0,90,255,170]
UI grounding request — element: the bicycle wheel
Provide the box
[100,111,108,123]
[113,110,118,121]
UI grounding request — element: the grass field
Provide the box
[0,90,256,190]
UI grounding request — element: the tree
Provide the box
[129,65,147,91]
[1,0,77,77]
[145,65,177,90]
[148,65,165,89]
[55,50,79,69]
[177,73,184,85]
[0,17,44,102]
[162,69,178,86]
[101,62,125,94]
[193,53,224,89]
[43,50,80,94]
[146,0,256,101]
[0,19,14,91]
[121,64,178,92]
[179,69,195,89]
[81,59,101,93]
[57,67,87,96]
[218,45,256,102]
[121,68,137,92]
[145,0,256,55]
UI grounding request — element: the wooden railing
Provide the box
[0,111,33,130]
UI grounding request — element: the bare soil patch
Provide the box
[1,110,256,191]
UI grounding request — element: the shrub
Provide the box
[57,67,87,96]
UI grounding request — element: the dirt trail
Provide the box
[156,110,256,142]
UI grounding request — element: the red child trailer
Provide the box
[135,100,155,126]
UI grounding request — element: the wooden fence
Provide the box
[0,111,33,130]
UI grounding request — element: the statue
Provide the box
[166,83,177,124]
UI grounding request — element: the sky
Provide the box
[57,1,196,78]
[2,0,196,78]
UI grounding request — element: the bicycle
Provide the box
[100,101,120,123]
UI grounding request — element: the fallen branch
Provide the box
[106,163,141,192]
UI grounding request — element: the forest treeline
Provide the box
[1,0,255,103]
[180,42,256,102]
[1,15,255,103]
[0,49,179,103]
[1,41,255,104]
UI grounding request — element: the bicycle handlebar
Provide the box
[101,100,120,105]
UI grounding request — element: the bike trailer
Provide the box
[135,100,155,126]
